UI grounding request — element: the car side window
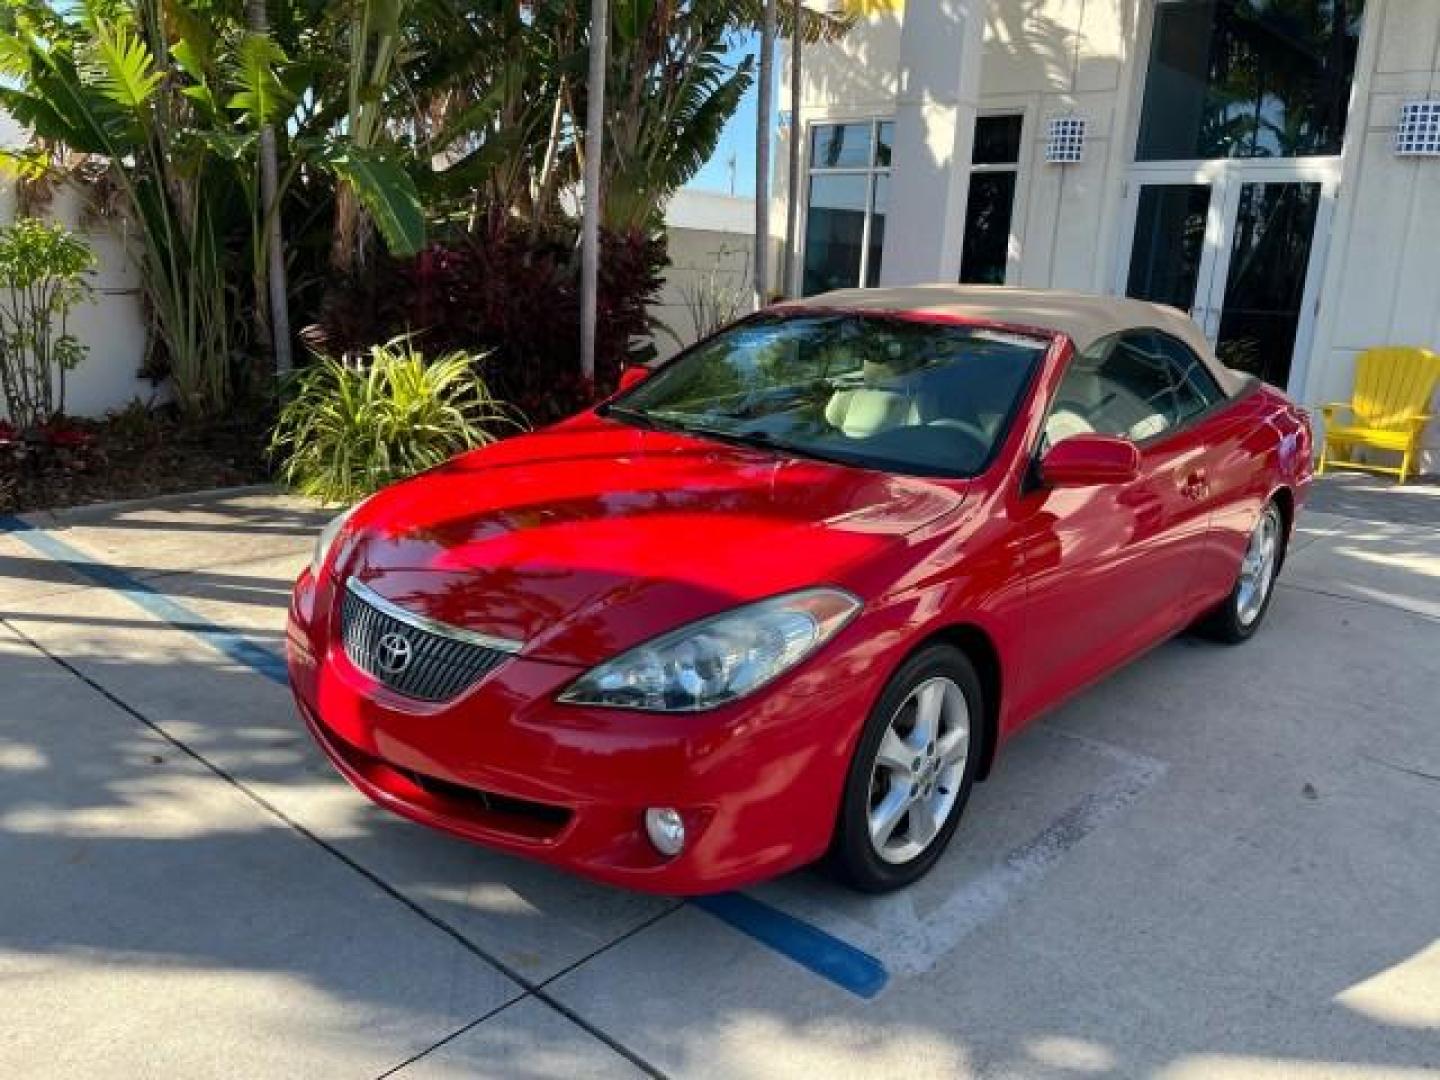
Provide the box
[1042,330,1224,448]
[1150,331,1226,421]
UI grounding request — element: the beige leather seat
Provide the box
[825,358,922,437]
[1043,406,1096,445]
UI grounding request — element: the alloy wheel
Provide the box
[866,676,971,865]
[1236,505,1282,627]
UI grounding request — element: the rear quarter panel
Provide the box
[1199,385,1313,606]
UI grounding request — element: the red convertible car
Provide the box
[287,286,1312,894]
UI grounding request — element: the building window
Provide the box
[1136,0,1367,162]
[802,120,893,295]
[959,114,1023,286]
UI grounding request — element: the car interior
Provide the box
[1041,331,1224,450]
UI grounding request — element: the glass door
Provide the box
[1206,179,1327,388]
[1120,163,1336,392]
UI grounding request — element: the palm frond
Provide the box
[227,32,295,128]
[87,20,162,110]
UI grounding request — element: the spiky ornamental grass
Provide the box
[270,337,521,505]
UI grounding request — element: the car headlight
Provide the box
[558,588,861,712]
[310,502,363,578]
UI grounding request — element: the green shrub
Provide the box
[270,338,520,504]
[0,218,95,431]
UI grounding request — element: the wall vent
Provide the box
[1045,116,1087,164]
[1396,101,1440,157]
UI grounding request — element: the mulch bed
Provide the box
[0,409,273,516]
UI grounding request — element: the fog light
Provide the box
[644,807,686,857]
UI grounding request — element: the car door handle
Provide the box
[1181,471,1209,501]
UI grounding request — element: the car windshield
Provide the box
[607,312,1051,477]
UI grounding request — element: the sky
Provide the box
[686,34,778,199]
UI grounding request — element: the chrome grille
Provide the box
[340,579,515,702]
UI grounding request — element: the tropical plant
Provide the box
[0,218,96,431]
[0,4,234,415]
[2,0,850,419]
[325,0,417,274]
[310,215,666,422]
[270,337,519,503]
[412,0,847,232]
[0,0,426,416]
[596,5,756,232]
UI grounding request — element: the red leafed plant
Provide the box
[39,420,96,449]
[307,215,666,426]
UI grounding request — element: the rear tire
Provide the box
[828,644,985,893]
[1197,500,1286,644]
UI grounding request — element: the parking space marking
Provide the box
[1,513,889,1000]
[0,515,290,685]
[3,513,1167,1000]
[0,513,1169,1001]
[757,729,1168,980]
[693,892,890,998]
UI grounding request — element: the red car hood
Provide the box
[339,416,967,664]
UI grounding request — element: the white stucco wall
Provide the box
[1,114,152,423]
[773,5,904,297]
[776,0,1149,296]
[779,0,1440,474]
[1303,0,1440,471]
[649,190,762,360]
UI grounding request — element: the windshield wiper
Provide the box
[662,419,784,450]
[607,407,857,469]
[603,404,664,431]
[662,420,862,468]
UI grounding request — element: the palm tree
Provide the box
[580,0,609,381]
[246,0,292,375]
[783,0,802,297]
[0,0,426,415]
[754,0,776,310]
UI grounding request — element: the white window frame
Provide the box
[799,117,894,295]
[961,110,1027,286]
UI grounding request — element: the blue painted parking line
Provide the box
[694,892,889,999]
[1,514,291,685]
[2,511,892,998]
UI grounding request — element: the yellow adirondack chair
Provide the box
[1318,346,1440,484]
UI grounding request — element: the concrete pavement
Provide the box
[1,481,1437,1078]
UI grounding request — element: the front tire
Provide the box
[1198,500,1286,644]
[829,644,984,893]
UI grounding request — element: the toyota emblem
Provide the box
[375,632,414,676]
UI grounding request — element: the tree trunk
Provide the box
[331,185,367,277]
[782,0,802,298]
[754,0,776,311]
[580,0,609,382]
[246,0,293,377]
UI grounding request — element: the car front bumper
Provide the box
[286,569,885,895]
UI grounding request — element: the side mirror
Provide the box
[618,365,652,391]
[1039,434,1140,488]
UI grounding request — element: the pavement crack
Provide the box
[373,997,525,1079]
[1361,753,1440,785]
[373,900,685,1079]
[535,900,687,993]
[1277,580,1440,623]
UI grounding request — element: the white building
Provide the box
[651,189,758,360]
[776,0,1440,468]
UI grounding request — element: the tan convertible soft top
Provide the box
[778,284,1249,397]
